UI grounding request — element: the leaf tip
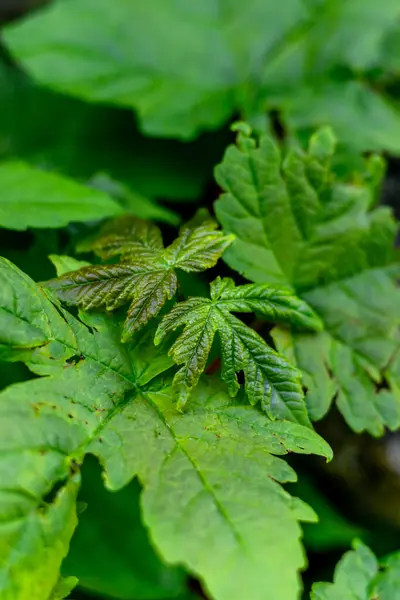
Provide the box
[231,121,252,137]
[121,330,132,344]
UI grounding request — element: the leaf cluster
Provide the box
[0,256,331,600]
[46,211,322,418]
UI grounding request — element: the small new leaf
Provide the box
[45,211,233,341]
[155,276,320,423]
[164,210,234,271]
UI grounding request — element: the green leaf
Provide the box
[215,126,400,435]
[0,161,122,230]
[0,60,228,205]
[48,255,91,277]
[46,213,233,341]
[4,0,400,152]
[311,541,378,600]
[62,457,187,600]
[0,258,332,600]
[0,258,75,364]
[0,256,161,599]
[125,379,331,600]
[285,80,400,155]
[1,0,307,139]
[209,276,322,331]
[0,465,79,600]
[375,553,400,600]
[311,541,400,600]
[0,259,49,358]
[155,276,319,421]
[48,577,78,600]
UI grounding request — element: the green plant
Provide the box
[3,0,400,157]
[1,121,399,600]
[1,3,400,600]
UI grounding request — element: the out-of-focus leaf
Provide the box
[0,60,229,202]
[311,541,400,600]
[2,0,306,138]
[375,552,400,599]
[284,80,400,154]
[0,161,122,230]
[4,0,400,153]
[88,173,180,225]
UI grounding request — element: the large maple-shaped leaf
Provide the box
[45,211,234,341]
[155,276,321,421]
[4,0,400,152]
[215,125,400,436]
[0,256,332,600]
[311,541,400,600]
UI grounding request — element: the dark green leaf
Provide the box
[48,577,78,600]
[164,210,235,272]
[155,276,319,421]
[210,276,322,331]
[87,173,179,225]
